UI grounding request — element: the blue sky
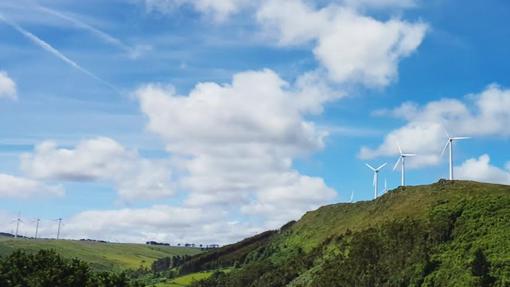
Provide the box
[1,0,510,244]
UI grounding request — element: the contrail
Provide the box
[36,6,147,59]
[0,14,121,94]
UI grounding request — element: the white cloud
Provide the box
[0,206,263,244]
[0,71,16,100]
[361,84,510,168]
[136,69,336,229]
[20,137,174,201]
[455,154,510,185]
[0,173,64,199]
[257,0,427,87]
[142,0,249,21]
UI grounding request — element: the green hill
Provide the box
[0,237,201,272]
[173,180,510,286]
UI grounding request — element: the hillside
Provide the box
[0,236,201,272]
[171,180,510,286]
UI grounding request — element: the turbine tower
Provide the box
[14,215,22,238]
[384,178,388,194]
[365,163,387,199]
[56,218,63,240]
[349,191,354,203]
[34,218,40,239]
[441,130,470,180]
[393,143,416,187]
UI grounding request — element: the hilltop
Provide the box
[165,180,510,286]
[0,236,201,272]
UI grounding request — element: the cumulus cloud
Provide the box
[257,0,427,87]
[136,69,336,229]
[455,154,510,185]
[361,84,510,168]
[20,137,174,201]
[138,0,426,87]
[0,206,264,244]
[0,173,64,199]
[0,71,16,100]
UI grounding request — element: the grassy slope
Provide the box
[283,180,509,251]
[0,237,201,272]
[280,180,510,284]
[183,180,510,286]
[152,272,215,287]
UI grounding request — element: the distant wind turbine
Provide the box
[13,214,23,238]
[393,143,416,187]
[441,129,470,180]
[55,218,63,240]
[366,163,387,199]
[34,218,40,239]
[350,191,354,203]
[384,178,388,194]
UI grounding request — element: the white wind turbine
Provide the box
[441,130,470,180]
[12,214,23,238]
[365,163,387,199]
[393,143,416,187]
[55,218,63,240]
[349,191,354,203]
[34,218,40,239]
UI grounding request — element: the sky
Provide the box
[1,0,510,245]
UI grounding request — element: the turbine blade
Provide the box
[452,136,471,140]
[440,140,449,157]
[377,162,387,170]
[402,153,417,157]
[393,157,401,171]
[365,163,376,171]
[397,142,402,154]
[443,126,451,139]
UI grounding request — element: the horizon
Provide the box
[1,0,510,245]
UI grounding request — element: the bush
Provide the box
[0,249,136,287]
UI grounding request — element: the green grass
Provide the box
[151,271,214,286]
[0,237,201,272]
[282,180,510,252]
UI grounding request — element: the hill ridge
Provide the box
[176,180,510,286]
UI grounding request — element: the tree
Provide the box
[471,248,495,287]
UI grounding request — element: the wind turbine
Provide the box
[55,218,63,240]
[384,178,388,194]
[13,215,23,238]
[365,163,387,199]
[441,130,470,180]
[34,218,40,239]
[349,191,354,203]
[393,143,416,187]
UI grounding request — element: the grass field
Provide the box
[0,236,201,272]
[151,271,214,286]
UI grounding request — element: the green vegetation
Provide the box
[2,180,509,286]
[151,271,215,286]
[0,237,201,272]
[0,249,136,286]
[177,180,510,286]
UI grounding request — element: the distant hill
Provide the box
[0,236,201,272]
[173,180,510,286]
